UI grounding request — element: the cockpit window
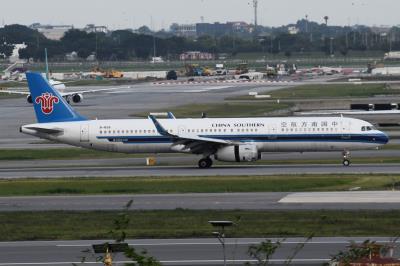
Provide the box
[362,126,376,131]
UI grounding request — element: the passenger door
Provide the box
[80,124,89,142]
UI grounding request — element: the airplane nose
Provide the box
[380,131,389,144]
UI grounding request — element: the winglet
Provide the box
[148,115,171,136]
[167,112,176,119]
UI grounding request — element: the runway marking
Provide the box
[279,191,400,203]
[0,259,330,265]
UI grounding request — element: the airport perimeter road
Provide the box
[2,192,400,211]
[1,163,400,179]
[0,237,397,265]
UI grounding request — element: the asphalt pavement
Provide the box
[1,163,400,179]
[2,192,400,211]
[0,237,398,265]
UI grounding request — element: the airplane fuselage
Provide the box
[21,116,388,155]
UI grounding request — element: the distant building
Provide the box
[83,24,108,34]
[288,26,299,35]
[180,51,214,61]
[371,25,392,37]
[196,22,233,37]
[170,23,197,37]
[228,21,252,34]
[30,23,73,40]
[65,51,78,61]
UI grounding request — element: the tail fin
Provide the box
[26,72,87,123]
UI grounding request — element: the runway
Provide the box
[0,237,397,265]
[1,163,400,179]
[2,192,400,211]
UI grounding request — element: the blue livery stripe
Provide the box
[97,133,388,145]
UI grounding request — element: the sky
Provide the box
[0,0,399,30]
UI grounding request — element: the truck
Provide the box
[215,64,227,75]
[384,51,400,60]
[235,63,248,75]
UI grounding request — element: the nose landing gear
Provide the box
[198,157,213,169]
[342,151,351,166]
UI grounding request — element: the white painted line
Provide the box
[56,240,393,247]
[279,191,400,203]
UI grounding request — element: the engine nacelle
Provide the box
[27,95,32,104]
[215,144,260,162]
[72,93,83,103]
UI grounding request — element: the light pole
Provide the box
[209,221,234,266]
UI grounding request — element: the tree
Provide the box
[324,16,329,26]
[77,201,161,266]
[246,240,282,266]
[137,26,152,35]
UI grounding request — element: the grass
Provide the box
[1,210,400,241]
[133,101,291,118]
[230,84,400,101]
[269,84,400,99]
[0,174,399,196]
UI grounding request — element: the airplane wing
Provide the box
[59,86,129,96]
[149,115,237,155]
[0,89,29,95]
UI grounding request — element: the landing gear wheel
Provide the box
[342,159,350,167]
[198,158,213,169]
[342,150,351,167]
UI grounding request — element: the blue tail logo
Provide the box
[35,93,59,115]
[26,72,87,123]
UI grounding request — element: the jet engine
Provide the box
[72,94,83,103]
[27,95,33,103]
[214,144,260,162]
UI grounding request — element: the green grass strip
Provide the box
[0,174,399,196]
[1,210,400,241]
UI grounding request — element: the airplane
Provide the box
[20,72,389,168]
[0,78,116,104]
[1,48,118,104]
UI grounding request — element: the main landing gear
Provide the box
[342,151,351,167]
[198,157,213,169]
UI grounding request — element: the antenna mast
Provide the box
[253,0,258,36]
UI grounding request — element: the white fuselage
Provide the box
[21,116,388,155]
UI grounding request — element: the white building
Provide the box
[83,24,108,34]
[9,43,27,63]
[30,23,73,40]
[288,26,299,35]
[170,23,197,37]
[180,51,214,61]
